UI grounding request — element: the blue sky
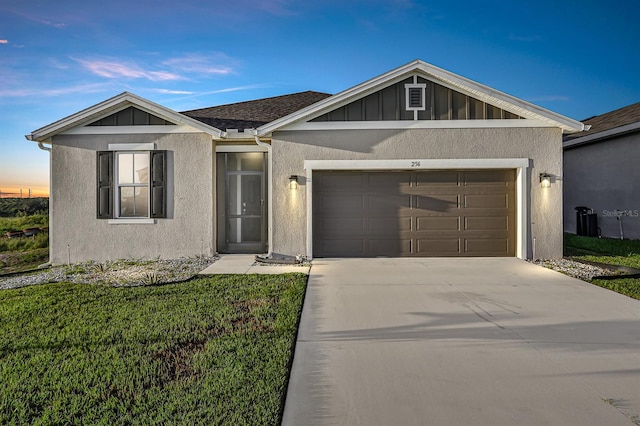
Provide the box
[1,0,638,195]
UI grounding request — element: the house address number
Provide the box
[410,161,421,167]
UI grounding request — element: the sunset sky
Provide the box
[1,0,638,197]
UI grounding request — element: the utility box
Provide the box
[575,206,598,237]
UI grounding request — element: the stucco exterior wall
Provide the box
[50,132,214,264]
[564,132,640,240]
[270,127,563,259]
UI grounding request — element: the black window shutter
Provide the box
[150,150,167,218]
[96,151,114,219]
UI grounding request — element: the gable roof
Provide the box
[181,91,331,132]
[563,102,640,148]
[256,59,587,136]
[27,92,223,143]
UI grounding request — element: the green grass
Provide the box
[0,214,48,234]
[0,273,308,425]
[564,233,640,269]
[591,278,640,300]
[565,233,640,300]
[0,232,48,253]
[0,214,49,274]
[0,247,49,274]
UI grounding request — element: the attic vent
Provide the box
[405,84,426,111]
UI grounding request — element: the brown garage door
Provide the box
[312,170,516,257]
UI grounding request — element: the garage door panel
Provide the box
[318,173,364,191]
[414,194,459,212]
[366,173,411,190]
[368,217,412,233]
[417,216,460,231]
[320,195,363,215]
[367,194,411,213]
[415,171,459,186]
[313,170,516,257]
[368,239,412,256]
[463,170,511,186]
[464,194,508,209]
[465,238,510,254]
[319,218,365,235]
[464,216,509,231]
[416,238,461,255]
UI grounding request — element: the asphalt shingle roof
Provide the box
[180,91,331,131]
[564,102,640,141]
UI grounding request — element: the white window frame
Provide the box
[108,143,155,224]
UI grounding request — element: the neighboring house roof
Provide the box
[27,92,224,143]
[563,102,640,149]
[181,91,331,131]
[257,59,587,136]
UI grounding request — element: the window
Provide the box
[117,152,150,217]
[97,149,167,220]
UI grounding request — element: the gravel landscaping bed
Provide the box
[0,256,217,290]
[532,258,617,281]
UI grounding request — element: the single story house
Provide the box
[563,102,640,240]
[27,59,586,263]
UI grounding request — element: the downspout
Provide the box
[36,141,53,268]
[254,132,273,257]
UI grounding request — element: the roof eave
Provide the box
[563,121,640,149]
[27,92,223,142]
[257,59,586,136]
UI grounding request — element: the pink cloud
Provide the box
[0,39,8,44]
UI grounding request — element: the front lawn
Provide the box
[0,273,307,424]
[565,233,640,300]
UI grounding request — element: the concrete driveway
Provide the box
[282,258,640,426]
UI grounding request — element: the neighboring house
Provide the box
[563,102,640,240]
[27,59,586,264]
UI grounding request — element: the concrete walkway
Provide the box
[198,254,310,275]
[282,258,640,425]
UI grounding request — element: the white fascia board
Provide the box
[28,92,222,142]
[563,121,640,149]
[257,59,585,136]
[61,125,205,135]
[281,119,554,132]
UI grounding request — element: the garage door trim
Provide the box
[304,158,529,259]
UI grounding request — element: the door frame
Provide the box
[304,158,530,259]
[216,146,269,254]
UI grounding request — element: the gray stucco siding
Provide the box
[270,127,563,259]
[564,132,640,240]
[50,133,214,264]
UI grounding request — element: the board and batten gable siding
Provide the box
[311,77,522,122]
[270,127,563,260]
[50,132,215,264]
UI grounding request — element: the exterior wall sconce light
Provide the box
[540,173,551,188]
[289,175,299,190]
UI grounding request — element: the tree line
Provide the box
[0,198,49,217]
